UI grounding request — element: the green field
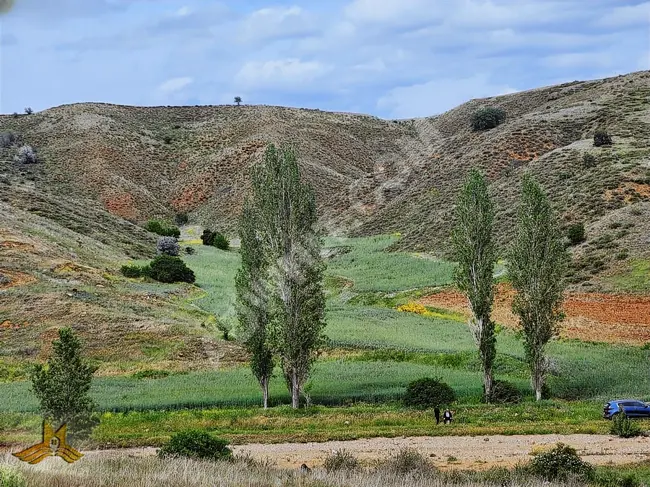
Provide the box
[1,235,649,448]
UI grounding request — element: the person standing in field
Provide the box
[443,409,453,424]
[434,406,441,425]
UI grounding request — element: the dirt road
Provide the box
[81,434,650,470]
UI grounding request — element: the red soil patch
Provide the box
[103,192,138,220]
[0,240,35,251]
[0,320,29,329]
[0,269,36,289]
[604,182,650,202]
[419,284,650,344]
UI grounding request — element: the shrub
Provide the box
[146,255,195,283]
[594,128,612,147]
[157,236,180,256]
[185,246,195,255]
[145,219,180,238]
[582,152,596,168]
[528,443,593,481]
[0,466,26,487]
[567,223,586,246]
[13,145,38,164]
[131,369,171,380]
[487,379,522,404]
[120,264,143,278]
[611,411,641,438]
[24,107,33,115]
[216,320,232,341]
[471,107,506,131]
[0,132,17,148]
[379,448,434,475]
[174,212,189,226]
[158,430,232,461]
[323,450,359,473]
[201,229,229,250]
[403,377,456,408]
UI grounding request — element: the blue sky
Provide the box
[0,0,648,119]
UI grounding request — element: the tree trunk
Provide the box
[532,355,545,401]
[262,378,269,409]
[291,372,300,409]
[482,367,494,403]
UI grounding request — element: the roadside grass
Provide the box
[3,401,639,448]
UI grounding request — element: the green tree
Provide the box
[234,96,242,106]
[508,174,568,401]
[30,328,98,439]
[251,144,326,409]
[235,200,274,409]
[452,168,498,402]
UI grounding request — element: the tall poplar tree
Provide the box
[243,143,326,409]
[452,168,498,402]
[508,174,568,401]
[235,200,274,409]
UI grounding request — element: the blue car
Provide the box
[603,399,650,419]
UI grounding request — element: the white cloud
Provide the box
[239,5,318,43]
[175,6,191,17]
[158,77,193,94]
[377,74,518,118]
[542,52,613,69]
[344,0,434,25]
[593,2,650,28]
[235,58,332,90]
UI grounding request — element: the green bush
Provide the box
[201,229,229,250]
[131,369,171,380]
[594,129,613,147]
[611,411,641,438]
[175,213,189,226]
[185,246,195,255]
[567,223,586,246]
[120,264,143,278]
[403,377,456,408]
[145,219,181,238]
[158,430,232,461]
[528,443,593,481]
[0,466,26,487]
[146,255,195,284]
[582,152,597,168]
[471,107,506,131]
[487,380,522,404]
[323,449,359,472]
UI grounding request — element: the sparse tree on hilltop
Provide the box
[30,328,98,440]
[234,96,242,106]
[235,200,274,408]
[452,168,498,402]
[249,144,326,409]
[24,107,33,115]
[508,174,568,401]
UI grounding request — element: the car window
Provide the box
[620,401,641,407]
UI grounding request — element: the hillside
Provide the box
[0,71,649,379]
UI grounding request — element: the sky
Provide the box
[0,0,648,119]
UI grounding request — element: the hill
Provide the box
[0,70,649,378]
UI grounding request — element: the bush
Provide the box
[471,107,506,131]
[0,466,26,487]
[378,448,434,475]
[528,443,593,481]
[0,132,18,148]
[120,264,143,278]
[174,213,189,226]
[24,107,33,115]
[594,129,612,147]
[216,320,232,341]
[13,145,38,164]
[157,236,180,256]
[146,255,195,283]
[582,152,596,168]
[611,411,641,438]
[487,380,522,404]
[323,450,359,473]
[185,246,195,255]
[403,377,456,408]
[145,220,180,238]
[567,223,586,246]
[201,229,229,250]
[158,430,232,461]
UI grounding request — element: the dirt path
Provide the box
[419,284,650,344]
[79,434,650,470]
